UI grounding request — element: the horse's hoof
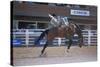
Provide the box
[67,50,69,53]
[79,46,82,48]
[39,54,42,57]
[39,52,47,57]
[79,45,82,48]
[67,49,69,53]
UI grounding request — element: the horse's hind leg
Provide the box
[40,41,48,56]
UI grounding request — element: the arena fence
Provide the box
[12,29,97,47]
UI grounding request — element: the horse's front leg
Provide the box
[66,38,72,53]
[78,37,83,48]
[77,32,83,48]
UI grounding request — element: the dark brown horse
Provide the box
[35,22,83,56]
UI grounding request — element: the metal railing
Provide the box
[12,29,97,46]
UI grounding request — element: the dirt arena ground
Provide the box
[13,46,97,66]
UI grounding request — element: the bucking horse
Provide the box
[35,14,84,56]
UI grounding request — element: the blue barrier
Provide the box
[13,39,22,47]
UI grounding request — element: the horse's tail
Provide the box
[34,29,49,45]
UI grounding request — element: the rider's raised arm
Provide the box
[48,14,58,22]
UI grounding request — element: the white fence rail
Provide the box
[12,29,97,46]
